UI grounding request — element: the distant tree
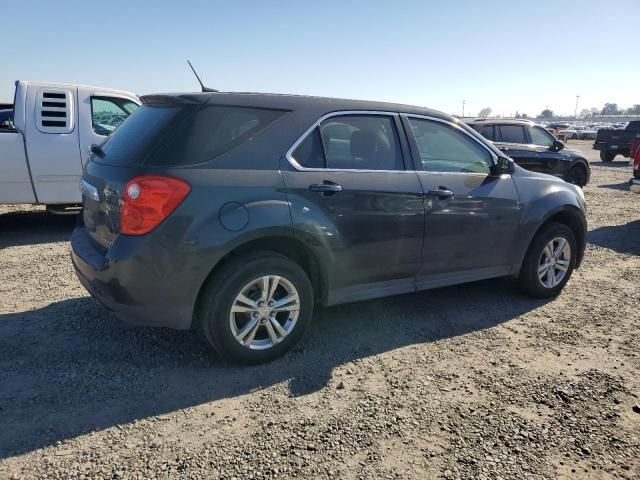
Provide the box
[590,107,600,115]
[539,109,554,119]
[601,103,620,115]
[478,107,492,118]
[625,104,640,114]
[579,108,591,118]
[514,111,521,118]
[521,113,528,119]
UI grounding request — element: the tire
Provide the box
[599,151,615,163]
[564,164,588,187]
[571,134,578,140]
[634,169,640,180]
[518,222,577,298]
[198,252,314,364]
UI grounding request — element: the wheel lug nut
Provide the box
[268,301,275,307]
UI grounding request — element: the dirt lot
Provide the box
[1,140,639,479]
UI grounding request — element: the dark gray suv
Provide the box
[71,92,587,364]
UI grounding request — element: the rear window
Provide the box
[96,105,182,167]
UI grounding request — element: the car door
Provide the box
[527,124,566,175]
[281,112,425,299]
[401,115,521,288]
[493,123,545,172]
[78,92,139,166]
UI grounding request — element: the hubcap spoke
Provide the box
[269,316,287,338]
[267,276,280,302]
[235,317,260,344]
[265,318,279,345]
[231,305,257,313]
[260,276,269,303]
[236,293,257,309]
[553,238,567,258]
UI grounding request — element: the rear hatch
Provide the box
[595,128,633,145]
[81,100,190,250]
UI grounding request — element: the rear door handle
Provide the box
[427,187,454,200]
[309,182,343,195]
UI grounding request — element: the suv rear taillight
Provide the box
[120,176,191,235]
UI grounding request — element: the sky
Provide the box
[2,0,639,117]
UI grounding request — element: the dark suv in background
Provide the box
[467,119,591,187]
[72,92,587,364]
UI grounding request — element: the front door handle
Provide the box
[427,187,454,200]
[309,182,343,195]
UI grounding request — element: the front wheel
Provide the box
[599,151,615,163]
[198,252,314,364]
[518,223,577,298]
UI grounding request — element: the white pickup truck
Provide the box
[0,80,139,210]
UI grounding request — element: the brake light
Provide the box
[120,176,191,235]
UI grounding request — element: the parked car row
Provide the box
[71,90,588,364]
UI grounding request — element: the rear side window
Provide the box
[292,115,404,170]
[150,105,287,166]
[97,105,181,166]
[91,96,139,136]
[497,124,527,143]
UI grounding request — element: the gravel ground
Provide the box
[1,140,639,479]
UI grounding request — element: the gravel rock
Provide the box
[1,141,639,479]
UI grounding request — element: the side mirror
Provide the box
[550,139,565,152]
[491,156,515,175]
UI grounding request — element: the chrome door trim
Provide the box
[285,110,416,173]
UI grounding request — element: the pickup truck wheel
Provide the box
[518,223,576,298]
[198,252,314,364]
[565,164,588,187]
[599,151,615,163]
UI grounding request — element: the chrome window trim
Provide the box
[285,110,413,173]
[403,113,499,166]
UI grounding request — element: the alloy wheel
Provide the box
[229,275,300,350]
[538,237,571,288]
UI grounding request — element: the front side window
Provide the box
[408,118,492,174]
[91,96,139,136]
[292,115,404,170]
[497,124,527,144]
[528,126,555,147]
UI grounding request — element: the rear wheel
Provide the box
[518,223,576,298]
[599,151,615,163]
[565,164,588,187]
[198,252,314,364]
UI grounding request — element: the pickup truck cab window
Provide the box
[529,126,555,147]
[90,96,139,136]
[408,118,492,174]
[291,114,404,171]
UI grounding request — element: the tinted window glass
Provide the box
[529,126,555,147]
[292,128,324,168]
[320,115,403,170]
[408,118,492,174]
[97,105,182,166]
[479,125,495,141]
[151,105,287,166]
[498,124,527,143]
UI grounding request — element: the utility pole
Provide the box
[575,95,580,119]
[462,99,466,117]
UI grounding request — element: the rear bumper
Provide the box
[71,226,194,330]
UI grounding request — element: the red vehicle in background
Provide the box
[629,136,640,193]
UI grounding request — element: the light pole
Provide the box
[462,99,466,117]
[575,95,580,119]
